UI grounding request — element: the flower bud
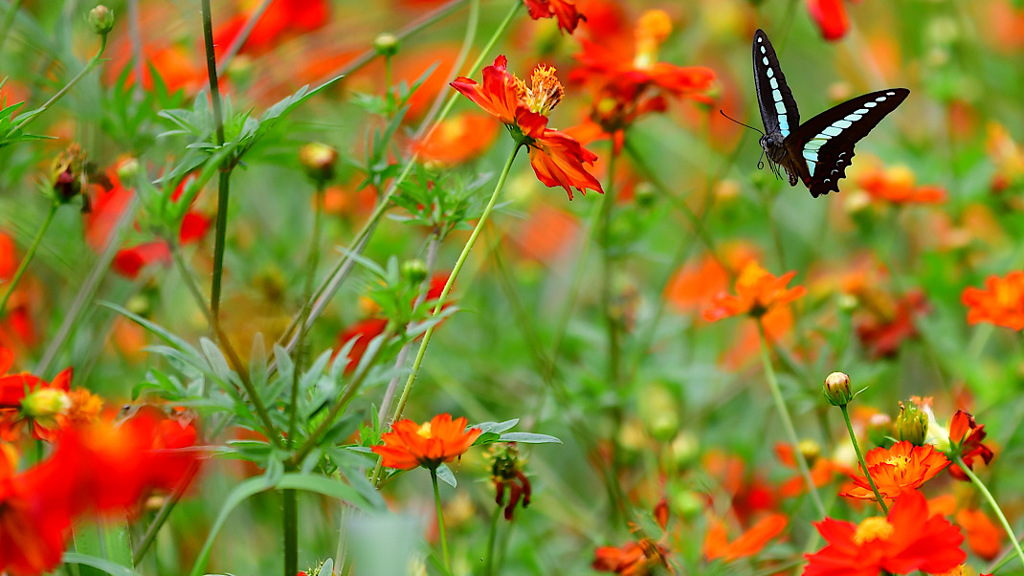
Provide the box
[639,382,679,442]
[116,157,140,184]
[668,431,699,470]
[823,371,854,406]
[298,142,338,185]
[51,144,87,203]
[798,438,822,468]
[895,401,929,445]
[401,258,428,286]
[374,33,400,57]
[21,388,71,420]
[866,413,893,448]
[89,5,115,36]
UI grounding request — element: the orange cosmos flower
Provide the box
[840,441,949,502]
[955,508,1002,561]
[572,10,715,151]
[805,489,965,576]
[0,355,89,442]
[413,112,499,165]
[703,262,806,322]
[450,55,603,199]
[806,0,861,42]
[961,272,1024,330]
[372,413,482,471]
[946,410,994,480]
[592,538,670,575]
[704,513,788,562]
[857,164,946,204]
[523,0,586,34]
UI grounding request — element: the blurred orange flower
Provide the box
[775,442,851,498]
[523,0,586,34]
[703,262,806,322]
[806,0,861,41]
[857,164,946,204]
[413,113,499,165]
[0,232,39,354]
[509,204,579,263]
[213,0,330,58]
[372,413,481,471]
[592,538,670,575]
[956,508,1002,561]
[704,513,788,562]
[840,441,949,502]
[805,489,965,576]
[855,290,929,359]
[961,272,1024,330]
[451,55,603,199]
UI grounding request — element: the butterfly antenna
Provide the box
[719,109,764,136]
[756,147,766,170]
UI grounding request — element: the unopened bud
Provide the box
[22,388,71,419]
[374,33,400,57]
[298,142,338,185]
[401,259,428,285]
[51,144,87,203]
[89,5,115,35]
[117,157,140,183]
[823,371,854,406]
[866,413,893,448]
[798,438,821,468]
[895,401,929,445]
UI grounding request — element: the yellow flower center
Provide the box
[416,422,434,439]
[853,517,894,544]
[883,453,911,473]
[518,65,564,117]
[634,10,672,70]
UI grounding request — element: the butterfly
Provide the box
[753,29,909,197]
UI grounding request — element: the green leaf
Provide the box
[62,553,143,576]
[476,419,519,435]
[498,432,563,444]
[72,517,134,576]
[436,464,457,488]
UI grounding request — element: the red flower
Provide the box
[0,354,76,443]
[961,272,1024,331]
[946,410,994,481]
[956,508,1002,561]
[806,0,861,42]
[855,290,929,359]
[451,56,603,199]
[703,262,806,322]
[592,538,670,575]
[371,413,481,471]
[522,0,585,34]
[857,164,947,204]
[804,490,965,576]
[335,317,389,375]
[213,0,330,57]
[840,441,949,502]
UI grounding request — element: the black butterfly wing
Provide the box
[753,29,800,139]
[784,88,909,197]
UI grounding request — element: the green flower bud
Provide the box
[374,33,400,57]
[823,371,854,406]
[401,258,429,286]
[298,142,338,185]
[895,401,929,445]
[89,5,115,36]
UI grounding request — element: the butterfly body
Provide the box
[752,29,909,197]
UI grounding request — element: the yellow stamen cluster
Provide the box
[519,65,564,117]
[634,10,672,70]
[417,422,434,439]
[853,517,894,544]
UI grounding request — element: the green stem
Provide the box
[200,0,230,323]
[170,243,214,329]
[756,320,826,518]
[957,456,1024,570]
[288,185,325,443]
[483,499,502,576]
[598,142,620,386]
[840,405,888,514]
[17,34,108,133]
[283,483,298,576]
[371,144,522,488]
[431,468,450,571]
[0,0,23,55]
[132,461,201,563]
[0,202,56,318]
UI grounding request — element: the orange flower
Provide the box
[0,354,79,442]
[413,113,499,165]
[509,204,579,263]
[451,56,603,199]
[523,0,586,34]
[775,442,852,498]
[372,413,481,471]
[855,290,929,359]
[704,513,788,562]
[806,489,965,576]
[664,245,759,313]
[703,262,806,322]
[592,538,669,575]
[946,410,994,480]
[806,0,861,41]
[213,0,330,57]
[702,451,779,524]
[857,164,947,204]
[956,508,1002,561]
[961,272,1024,330]
[840,441,950,502]
[572,10,715,151]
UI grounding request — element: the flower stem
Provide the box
[431,468,450,571]
[17,34,109,132]
[483,500,502,576]
[598,142,620,386]
[957,456,1024,570]
[283,481,298,576]
[756,319,826,518]
[840,404,888,514]
[0,0,23,55]
[0,202,57,318]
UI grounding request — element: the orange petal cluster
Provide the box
[372,413,481,471]
[840,441,949,501]
[522,0,586,34]
[961,272,1024,330]
[592,538,669,575]
[703,262,806,322]
[704,513,788,562]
